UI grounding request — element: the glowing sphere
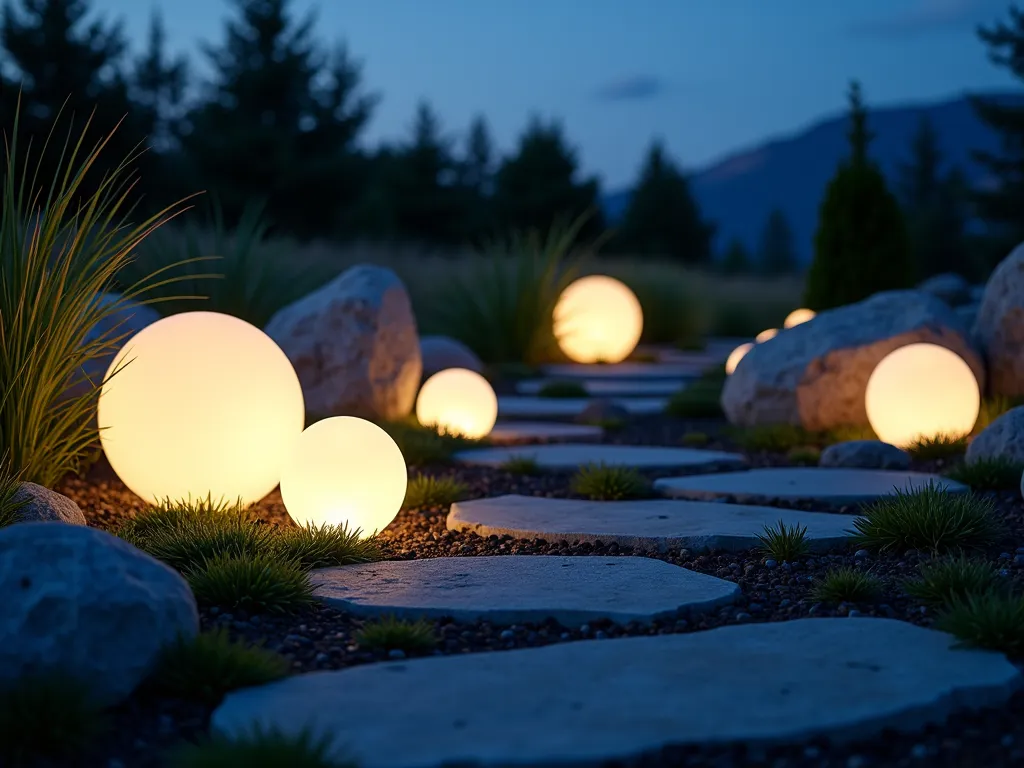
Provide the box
[416,368,498,439]
[784,308,816,328]
[755,328,779,343]
[865,343,980,448]
[98,311,305,506]
[725,342,754,375]
[554,275,643,364]
[279,417,407,536]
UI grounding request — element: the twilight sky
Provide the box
[95,0,1019,190]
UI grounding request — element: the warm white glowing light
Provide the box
[279,416,407,536]
[755,328,779,343]
[416,368,498,439]
[725,342,754,375]
[98,311,305,506]
[784,308,816,328]
[553,275,643,364]
[865,343,979,448]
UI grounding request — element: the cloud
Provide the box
[594,75,665,102]
[848,0,990,38]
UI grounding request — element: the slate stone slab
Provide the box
[655,468,968,505]
[517,378,687,397]
[497,396,668,418]
[447,495,856,553]
[487,421,603,444]
[211,618,1021,768]
[455,444,747,471]
[311,556,740,625]
[541,362,704,380]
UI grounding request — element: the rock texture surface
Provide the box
[265,265,421,420]
[211,618,1021,768]
[918,273,972,307]
[10,483,87,525]
[965,406,1024,465]
[819,440,911,471]
[419,335,483,379]
[455,444,746,471]
[0,523,198,706]
[973,242,1024,396]
[721,290,984,429]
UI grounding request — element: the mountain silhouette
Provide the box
[602,91,1023,264]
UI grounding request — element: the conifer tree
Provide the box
[757,208,798,274]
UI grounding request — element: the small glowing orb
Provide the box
[416,368,498,439]
[725,342,754,375]
[865,343,980,448]
[98,312,305,506]
[553,275,643,364]
[755,328,779,343]
[279,416,407,535]
[784,308,816,328]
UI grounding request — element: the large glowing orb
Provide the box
[416,368,497,439]
[553,275,643,364]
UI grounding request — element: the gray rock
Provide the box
[265,264,422,420]
[819,440,911,471]
[0,523,198,706]
[311,556,740,625]
[574,398,630,425]
[973,243,1024,397]
[9,483,87,525]
[965,406,1024,464]
[721,290,983,430]
[419,335,483,379]
[211,618,1021,768]
[918,273,972,307]
[970,285,986,304]
[956,303,980,331]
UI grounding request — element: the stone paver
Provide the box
[654,468,968,505]
[311,556,740,625]
[517,378,687,397]
[455,444,747,471]
[541,362,704,380]
[447,495,856,553]
[497,396,667,418]
[487,421,603,444]
[211,618,1021,768]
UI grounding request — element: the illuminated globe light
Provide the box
[784,308,816,328]
[725,342,754,375]
[553,275,643,364]
[755,328,779,343]
[97,311,305,507]
[416,368,498,439]
[279,417,407,536]
[864,343,980,449]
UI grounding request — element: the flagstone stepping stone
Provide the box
[488,421,603,444]
[517,378,686,397]
[542,362,704,380]
[497,395,667,418]
[211,618,1021,768]
[655,468,969,505]
[455,444,747,471]
[447,495,856,553]
[310,556,740,625]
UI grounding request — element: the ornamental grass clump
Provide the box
[169,728,353,768]
[571,463,650,500]
[354,615,438,653]
[811,567,883,604]
[402,474,469,509]
[946,457,1024,492]
[935,592,1024,657]
[186,552,314,615]
[903,554,1003,608]
[756,520,810,563]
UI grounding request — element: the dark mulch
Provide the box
[47,413,1024,768]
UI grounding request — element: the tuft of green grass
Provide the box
[756,520,810,562]
[274,523,380,570]
[537,380,588,399]
[664,375,723,419]
[731,423,877,453]
[904,554,1003,608]
[169,727,352,768]
[0,453,28,529]
[680,431,710,447]
[786,446,821,466]
[811,567,883,604]
[946,457,1024,491]
[0,673,107,764]
[934,592,1024,656]
[116,496,252,544]
[354,615,438,653]
[976,395,1024,432]
[906,434,968,461]
[500,455,542,475]
[146,628,289,705]
[186,553,314,615]
[0,98,196,488]
[571,463,650,500]
[380,419,476,466]
[402,474,469,509]
[848,484,1005,554]
[127,511,277,573]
